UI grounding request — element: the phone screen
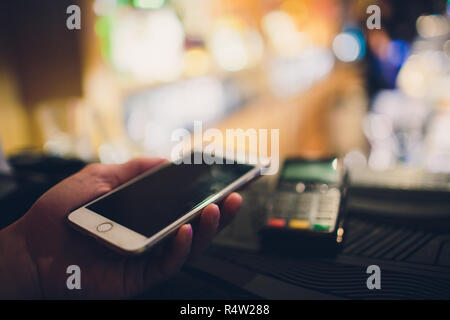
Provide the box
[87,158,254,237]
[281,161,338,184]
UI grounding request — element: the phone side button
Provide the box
[97,222,113,233]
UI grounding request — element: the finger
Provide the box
[190,204,220,259]
[159,224,192,279]
[218,193,242,231]
[141,224,192,290]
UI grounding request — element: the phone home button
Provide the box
[97,222,113,233]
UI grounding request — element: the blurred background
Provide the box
[1,0,449,299]
[0,0,448,172]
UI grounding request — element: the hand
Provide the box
[0,158,242,299]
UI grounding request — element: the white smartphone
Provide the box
[67,152,265,255]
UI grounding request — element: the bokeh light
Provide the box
[209,17,263,72]
[110,8,185,82]
[332,32,362,62]
[262,10,308,57]
[416,14,449,38]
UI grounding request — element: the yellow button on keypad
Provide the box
[289,219,309,229]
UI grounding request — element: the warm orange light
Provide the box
[184,48,211,77]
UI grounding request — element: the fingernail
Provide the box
[185,224,193,238]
